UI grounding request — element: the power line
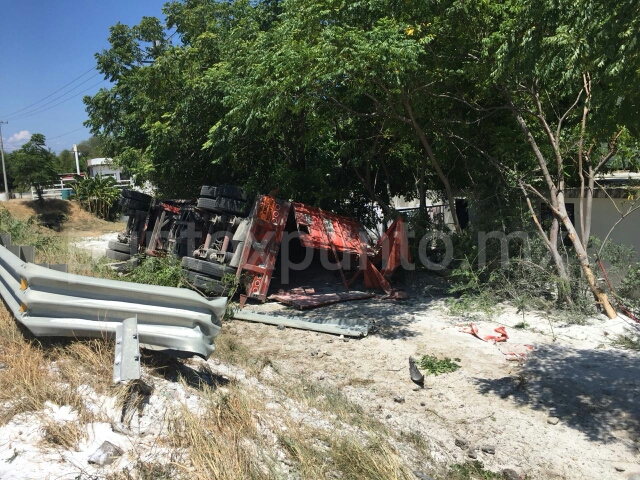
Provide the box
[6,73,102,121]
[48,126,86,140]
[7,80,108,121]
[1,66,97,118]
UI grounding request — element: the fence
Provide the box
[30,178,134,200]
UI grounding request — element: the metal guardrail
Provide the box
[233,309,369,337]
[0,239,226,380]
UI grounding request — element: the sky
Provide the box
[0,0,169,154]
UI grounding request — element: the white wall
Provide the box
[565,197,640,253]
[88,165,122,181]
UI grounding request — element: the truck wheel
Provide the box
[181,256,236,278]
[184,271,229,295]
[199,186,218,198]
[121,189,152,203]
[197,197,248,216]
[120,196,150,211]
[108,240,136,254]
[106,249,131,261]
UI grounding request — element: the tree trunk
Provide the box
[548,217,573,304]
[560,202,617,319]
[403,99,461,234]
[418,154,426,217]
[582,262,617,319]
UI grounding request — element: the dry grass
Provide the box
[3,199,125,237]
[278,377,385,431]
[213,331,279,376]
[40,417,86,451]
[329,435,412,480]
[0,306,116,425]
[167,383,270,480]
[53,338,116,394]
[0,305,427,479]
[277,420,412,479]
[0,310,85,424]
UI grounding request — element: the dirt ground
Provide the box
[1,199,125,238]
[0,209,638,478]
[234,273,640,480]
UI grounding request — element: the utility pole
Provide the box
[72,144,80,175]
[0,121,9,201]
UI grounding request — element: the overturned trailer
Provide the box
[179,186,410,304]
[108,185,410,306]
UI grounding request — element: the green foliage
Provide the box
[75,137,103,163]
[445,294,500,320]
[121,255,185,287]
[448,461,502,480]
[0,209,56,251]
[417,355,460,376]
[70,175,121,220]
[9,134,59,202]
[119,256,236,305]
[82,0,640,315]
[611,331,640,351]
[56,140,93,174]
[56,150,77,174]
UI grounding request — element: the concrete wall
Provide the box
[565,197,640,253]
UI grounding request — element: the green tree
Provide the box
[71,174,121,219]
[56,149,76,173]
[10,134,59,204]
[76,136,103,162]
[466,0,640,316]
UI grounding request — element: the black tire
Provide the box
[199,186,218,198]
[199,185,246,201]
[197,197,248,216]
[127,209,149,217]
[108,240,137,254]
[120,196,150,211]
[181,256,236,279]
[184,271,229,295]
[217,185,246,201]
[121,188,152,203]
[106,249,131,261]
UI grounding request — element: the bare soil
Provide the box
[1,199,125,238]
[235,273,640,480]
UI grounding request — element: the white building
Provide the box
[86,158,128,182]
[564,177,640,253]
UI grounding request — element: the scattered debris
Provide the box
[87,441,123,466]
[233,309,369,337]
[409,356,425,387]
[393,396,406,404]
[481,445,496,455]
[0,362,7,370]
[499,344,534,362]
[459,322,509,343]
[455,438,469,449]
[502,468,521,480]
[111,422,132,436]
[467,448,478,459]
[413,471,434,480]
[268,290,375,310]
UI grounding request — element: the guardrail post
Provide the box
[113,316,141,383]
